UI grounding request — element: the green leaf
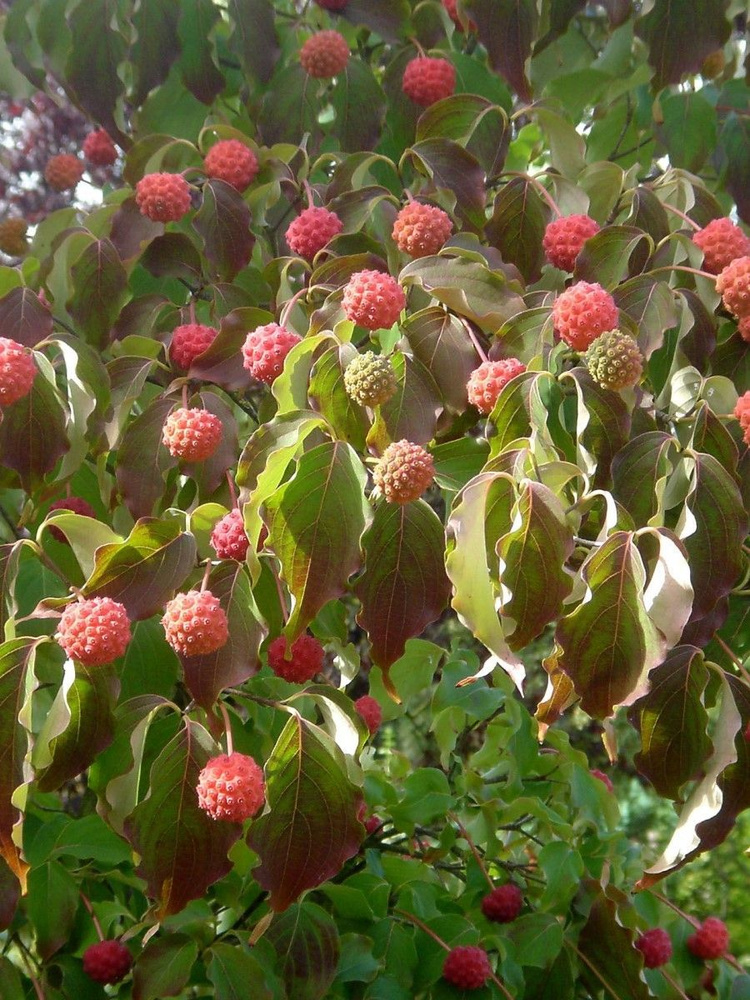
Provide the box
[0,287,53,347]
[0,956,24,999]
[226,0,278,84]
[628,646,711,801]
[577,888,651,1000]
[355,499,451,672]
[368,353,442,450]
[573,225,653,288]
[308,346,368,453]
[635,0,731,90]
[507,913,564,968]
[64,0,127,142]
[193,180,254,282]
[660,91,717,173]
[265,901,341,1000]
[611,431,676,527]
[27,860,79,961]
[125,718,240,918]
[181,562,265,711]
[248,716,363,911]
[132,933,198,1000]
[331,57,387,153]
[206,942,273,1000]
[131,0,181,106]
[562,369,631,487]
[264,440,370,641]
[497,481,574,649]
[176,0,225,104]
[83,517,197,621]
[486,177,548,282]
[341,0,409,40]
[258,63,322,147]
[555,532,664,719]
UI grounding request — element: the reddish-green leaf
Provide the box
[115,396,177,518]
[405,139,486,228]
[64,0,128,143]
[635,0,731,90]
[264,440,370,641]
[612,431,676,526]
[133,933,198,1000]
[181,563,265,711]
[368,352,442,450]
[577,887,651,1000]
[330,57,387,153]
[0,287,53,347]
[341,0,409,41]
[82,518,197,620]
[125,718,239,918]
[573,225,653,289]
[258,64,322,147]
[131,0,181,106]
[265,902,341,1000]
[628,646,711,801]
[486,177,548,282]
[227,0,278,83]
[355,499,451,671]
[248,716,362,911]
[193,180,254,282]
[177,0,225,104]
[67,238,130,350]
[188,307,271,391]
[562,369,631,487]
[466,0,537,100]
[0,859,19,931]
[400,309,476,414]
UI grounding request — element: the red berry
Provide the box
[0,337,36,406]
[635,928,672,968]
[402,56,456,107]
[44,153,84,191]
[342,269,406,330]
[373,439,435,504]
[242,323,302,383]
[716,256,750,319]
[135,172,192,222]
[734,391,750,445]
[169,323,218,369]
[552,281,619,351]
[543,214,600,272]
[210,509,249,561]
[203,139,259,192]
[47,497,97,543]
[162,589,229,656]
[56,597,131,666]
[467,359,526,414]
[82,130,117,167]
[162,407,222,462]
[286,206,343,260]
[300,30,349,78]
[268,633,325,683]
[354,695,382,736]
[392,201,453,258]
[82,940,132,984]
[481,883,523,923]
[591,769,614,792]
[442,945,492,990]
[687,917,729,961]
[692,218,750,275]
[197,752,265,822]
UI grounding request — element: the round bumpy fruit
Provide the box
[635,928,672,969]
[0,337,36,406]
[481,883,523,923]
[343,352,398,407]
[197,752,265,822]
[687,918,729,961]
[47,497,97,543]
[44,153,84,191]
[442,946,492,990]
[242,323,302,383]
[402,56,456,106]
[0,218,28,256]
[552,281,619,351]
[585,329,644,391]
[82,129,117,167]
[392,201,453,258]
[543,214,600,272]
[716,256,750,318]
[355,695,382,736]
[300,30,349,78]
[692,218,750,275]
[135,172,192,222]
[286,206,343,260]
[210,509,249,561]
[169,323,218,369]
[373,439,435,504]
[591,769,614,792]
[56,597,131,666]
[342,270,406,330]
[203,139,259,192]
[735,391,750,445]
[82,940,132,985]
[162,407,223,462]
[268,633,325,683]
[467,358,526,414]
[162,589,229,656]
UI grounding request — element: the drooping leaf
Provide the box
[573,225,653,289]
[0,287,53,347]
[188,306,271,392]
[180,562,265,711]
[341,0,410,41]
[264,440,370,641]
[465,0,537,100]
[64,0,127,143]
[26,861,79,961]
[562,368,631,487]
[635,0,732,91]
[404,139,486,228]
[308,346,368,453]
[206,942,273,1000]
[115,396,177,518]
[193,180,254,282]
[140,232,202,282]
[330,57,387,153]
[248,716,362,911]
[82,517,197,620]
[67,238,130,350]
[125,718,240,918]
[628,645,711,801]
[131,0,181,106]
[577,887,651,1000]
[177,0,225,104]
[400,309,477,414]
[226,0,277,83]
[368,352,443,450]
[258,63,322,147]
[264,902,341,1000]
[485,177,548,282]
[133,933,198,1000]
[355,499,451,672]
[612,431,676,527]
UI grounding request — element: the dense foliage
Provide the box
[0,0,749,997]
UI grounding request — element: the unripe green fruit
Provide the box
[585,329,643,391]
[343,352,397,407]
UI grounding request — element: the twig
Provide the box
[449,812,494,889]
[713,634,750,685]
[79,892,105,941]
[218,700,234,755]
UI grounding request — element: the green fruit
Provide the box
[343,351,398,406]
[586,329,643,391]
